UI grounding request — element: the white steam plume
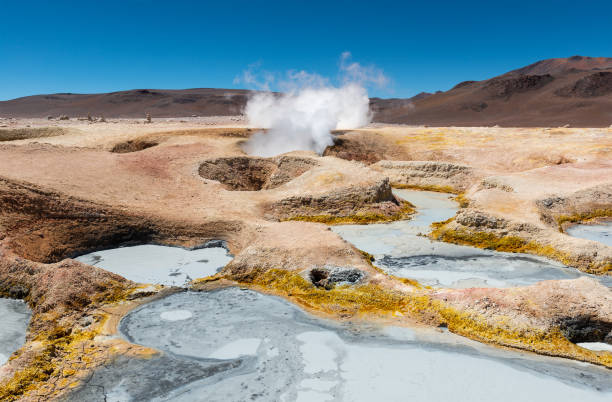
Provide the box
[238,53,387,157]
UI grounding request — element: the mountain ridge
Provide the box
[2,56,611,127]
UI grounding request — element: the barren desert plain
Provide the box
[0,116,610,401]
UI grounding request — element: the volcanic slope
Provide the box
[371,56,612,127]
[0,88,252,118]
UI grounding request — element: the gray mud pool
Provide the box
[567,221,612,247]
[64,190,612,401]
[333,190,611,288]
[76,243,233,286]
[67,288,611,402]
[0,298,30,365]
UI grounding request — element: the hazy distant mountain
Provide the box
[0,88,251,118]
[2,56,611,126]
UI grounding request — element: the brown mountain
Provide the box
[2,56,612,126]
[0,88,252,118]
[371,56,612,127]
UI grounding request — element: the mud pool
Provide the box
[333,190,611,288]
[66,288,612,401]
[62,190,612,401]
[567,221,612,247]
[0,298,30,365]
[75,243,233,286]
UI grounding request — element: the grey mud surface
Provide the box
[0,298,30,365]
[567,221,612,247]
[334,190,612,288]
[76,243,233,286]
[63,190,612,401]
[66,288,612,402]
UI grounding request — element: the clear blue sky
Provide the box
[1,0,611,100]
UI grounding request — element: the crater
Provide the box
[111,139,159,153]
[0,177,237,264]
[0,127,67,142]
[323,135,387,164]
[198,156,318,191]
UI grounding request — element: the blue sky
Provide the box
[1,0,611,100]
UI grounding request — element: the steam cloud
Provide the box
[237,53,387,157]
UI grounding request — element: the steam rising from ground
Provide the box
[243,84,370,156]
[238,53,386,157]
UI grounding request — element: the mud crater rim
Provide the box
[198,155,318,191]
[110,139,159,153]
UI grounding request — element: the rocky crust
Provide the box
[0,244,165,401]
[536,184,612,230]
[434,277,612,342]
[322,132,408,164]
[262,178,409,222]
[431,208,612,274]
[432,277,612,357]
[220,221,375,282]
[371,160,476,192]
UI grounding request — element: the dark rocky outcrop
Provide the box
[483,74,554,99]
[309,266,365,289]
[555,72,612,98]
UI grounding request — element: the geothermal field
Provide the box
[0,114,611,401]
[0,54,611,401]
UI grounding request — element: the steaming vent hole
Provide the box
[199,156,318,191]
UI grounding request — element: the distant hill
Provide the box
[371,56,612,127]
[2,56,612,126]
[0,88,251,118]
